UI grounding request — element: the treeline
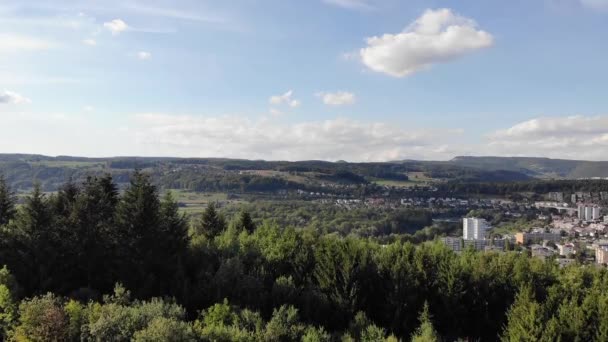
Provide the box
[161,171,310,193]
[222,201,432,237]
[2,174,608,340]
[439,179,608,197]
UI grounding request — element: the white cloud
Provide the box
[103,19,129,35]
[269,108,284,117]
[359,8,493,77]
[137,51,151,60]
[317,91,356,106]
[124,3,227,23]
[0,34,54,53]
[323,0,374,10]
[0,91,31,104]
[130,114,460,161]
[82,38,96,46]
[269,90,300,108]
[84,106,94,112]
[580,0,608,10]
[485,115,608,160]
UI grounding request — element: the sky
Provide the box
[1,0,608,161]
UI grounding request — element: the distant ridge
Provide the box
[448,156,608,179]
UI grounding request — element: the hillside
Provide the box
[449,156,608,179]
[0,153,533,192]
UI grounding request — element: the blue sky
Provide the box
[1,0,608,161]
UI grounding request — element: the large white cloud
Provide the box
[0,91,31,104]
[130,114,460,161]
[359,8,493,77]
[317,91,356,106]
[485,115,608,160]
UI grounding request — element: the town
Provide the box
[440,191,608,267]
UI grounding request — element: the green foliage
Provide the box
[411,302,438,342]
[195,203,227,239]
[201,299,237,327]
[235,210,256,234]
[3,175,608,341]
[132,317,196,342]
[0,266,19,339]
[64,299,85,341]
[0,175,16,227]
[0,285,16,339]
[302,326,331,342]
[361,324,387,341]
[13,293,68,342]
[501,286,545,342]
[85,296,186,341]
[263,305,305,341]
[227,201,433,237]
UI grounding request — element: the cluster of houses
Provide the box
[313,196,537,212]
[442,207,608,266]
[548,191,608,203]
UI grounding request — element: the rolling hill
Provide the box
[3,153,608,193]
[448,156,608,179]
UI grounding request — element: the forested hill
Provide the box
[449,156,608,178]
[3,154,608,193]
[0,153,533,192]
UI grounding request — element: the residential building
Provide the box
[596,246,608,264]
[548,192,564,202]
[464,239,488,251]
[556,243,575,256]
[442,237,462,252]
[463,217,488,240]
[578,205,602,221]
[531,245,555,260]
[515,232,561,245]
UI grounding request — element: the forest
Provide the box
[1,173,608,341]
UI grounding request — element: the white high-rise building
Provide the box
[593,207,601,221]
[578,205,602,221]
[586,207,594,221]
[578,205,585,220]
[463,218,488,240]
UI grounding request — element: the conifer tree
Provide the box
[0,175,16,227]
[11,184,57,293]
[235,210,255,234]
[115,171,162,294]
[411,302,439,342]
[196,203,226,239]
[160,191,188,255]
[501,285,544,342]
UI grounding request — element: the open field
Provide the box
[406,171,434,182]
[30,161,106,168]
[372,172,436,188]
[167,189,244,215]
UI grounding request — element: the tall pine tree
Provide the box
[0,175,16,227]
[195,203,226,239]
[235,210,255,234]
[501,285,545,342]
[411,302,439,342]
[115,171,162,296]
